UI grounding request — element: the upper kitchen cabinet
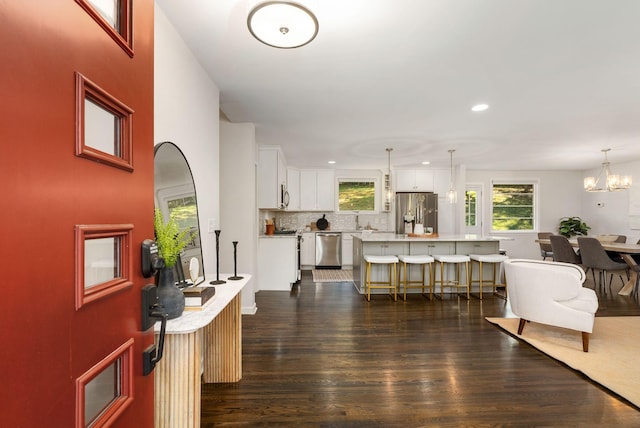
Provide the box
[258,146,287,209]
[395,169,434,192]
[300,169,335,211]
[287,167,300,211]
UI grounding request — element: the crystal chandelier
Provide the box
[583,149,632,192]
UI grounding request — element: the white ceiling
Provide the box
[156,0,640,171]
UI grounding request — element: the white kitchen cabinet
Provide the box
[258,236,297,290]
[395,169,434,192]
[300,232,316,268]
[300,169,335,211]
[258,147,287,209]
[287,167,300,211]
[342,233,354,266]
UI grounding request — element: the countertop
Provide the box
[155,274,251,334]
[354,234,506,242]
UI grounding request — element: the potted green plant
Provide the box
[154,209,195,319]
[558,216,590,238]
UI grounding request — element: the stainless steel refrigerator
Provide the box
[395,192,438,234]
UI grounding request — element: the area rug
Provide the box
[486,316,640,407]
[311,269,354,283]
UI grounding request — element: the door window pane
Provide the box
[76,339,133,428]
[85,360,120,427]
[75,224,133,309]
[465,190,477,227]
[84,237,121,289]
[76,0,132,56]
[87,0,119,30]
[84,99,121,157]
[76,73,133,171]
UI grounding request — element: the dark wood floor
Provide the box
[202,271,640,427]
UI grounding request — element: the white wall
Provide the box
[220,120,258,314]
[154,5,221,280]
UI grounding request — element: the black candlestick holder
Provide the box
[228,241,244,281]
[209,230,226,285]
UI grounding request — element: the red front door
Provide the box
[1,1,155,426]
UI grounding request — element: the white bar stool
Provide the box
[433,254,471,299]
[363,255,399,301]
[397,255,435,300]
[469,254,509,299]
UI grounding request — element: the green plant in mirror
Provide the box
[154,209,194,268]
[558,216,590,238]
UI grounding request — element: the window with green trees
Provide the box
[338,179,376,212]
[492,183,535,231]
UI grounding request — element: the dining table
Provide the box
[535,238,640,295]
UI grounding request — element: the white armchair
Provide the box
[504,259,599,352]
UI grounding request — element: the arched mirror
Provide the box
[154,142,204,285]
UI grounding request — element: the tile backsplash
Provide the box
[260,210,393,233]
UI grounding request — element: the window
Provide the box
[76,72,134,171]
[337,179,377,212]
[76,339,134,428]
[76,0,133,57]
[491,183,536,231]
[75,224,134,309]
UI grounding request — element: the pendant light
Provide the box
[446,149,457,204]
[583,148,632,192]
[384,148,393,211]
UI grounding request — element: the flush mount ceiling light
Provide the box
[247,1,319,49]
[584,148,632,192]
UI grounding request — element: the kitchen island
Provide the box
[352,234,502,295]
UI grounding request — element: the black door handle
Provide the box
[141,284,168,376]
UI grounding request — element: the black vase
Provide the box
[156,267,185,319]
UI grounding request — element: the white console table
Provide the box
[153,274,250,428]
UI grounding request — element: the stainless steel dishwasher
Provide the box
[315,232,342,269]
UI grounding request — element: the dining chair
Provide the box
[550,235,582,264]
[577,237,628,293]
[537,232,554,260]
[606,235,627,263]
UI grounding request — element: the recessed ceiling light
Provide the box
[421,161,430,165]
[328,160,336,164]
[471,103,489,112]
